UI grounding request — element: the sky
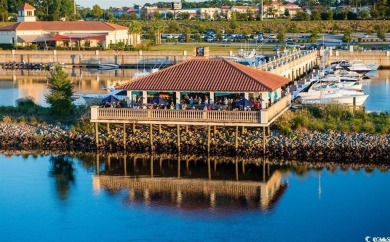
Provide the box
[77,0,175,9]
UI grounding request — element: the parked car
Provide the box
[285,42,300,48]
[304,43,317,50]
[286,37,294,42]
[268,34,277,39]
[336,44,349,50]
[272,45,280,51]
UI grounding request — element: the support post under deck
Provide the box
[95,123,99,149]
[123,123,126,150]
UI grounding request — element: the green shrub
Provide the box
[309,120,325,131]
[292,114,310,129]
[279,125,293,137]
[18,116,27,124]
[362,121,375,133]
[337,122,350,132]
[324,121,337,131]
[30,116,39,125]
[3,116,13,123]
[16,97,36,108]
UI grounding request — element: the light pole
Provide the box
[260,0,263,21]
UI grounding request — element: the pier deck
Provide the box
[90,94,291,127]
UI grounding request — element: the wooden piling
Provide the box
[235,126,238,151]
[235,156,239,181]
[123,153,127,176]
[263,127,266,154]
[150,155,154,177]
[207,125,211,154]
[207,154,211,180]
[177,124,180,152]
[123,123,126,150]
[177,153,181,178]
[149,124,153,151]
[107,123,112,151]
[95,122,99,149]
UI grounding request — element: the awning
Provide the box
[17,35,52,43]
[49,34,106,41]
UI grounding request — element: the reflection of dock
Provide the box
[93,153,287,210]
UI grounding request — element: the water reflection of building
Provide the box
[93,153,287,210]
[0,68,138,106]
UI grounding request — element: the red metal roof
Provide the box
[117,59,290,92]
[0,21,128,31]
[17,3,36,10]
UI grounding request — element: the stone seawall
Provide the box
[0,122,389,163]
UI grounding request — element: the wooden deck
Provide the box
[90,93,291,127]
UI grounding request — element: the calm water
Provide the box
[0,69,389,112]
[0,153,389,241]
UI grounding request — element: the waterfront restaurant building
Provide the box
[118,58,291,113]
[90,56,292,150]
[0,3,131,48]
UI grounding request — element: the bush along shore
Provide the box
[0,122,389,164]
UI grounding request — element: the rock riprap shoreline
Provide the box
[0,123,389,163]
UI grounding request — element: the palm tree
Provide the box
[127,21,142,47]
[150,20,166,45]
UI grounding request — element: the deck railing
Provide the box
[91,93,291,126]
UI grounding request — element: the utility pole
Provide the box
[260,0,263,21]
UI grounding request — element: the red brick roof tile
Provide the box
[0,21,128,31]
[117,59,290,92]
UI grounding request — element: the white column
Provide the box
[244,92,249,100]
[127,90,132,106]
[209,91,214,105]
[175,91,181,106]
[270,91,275,104]
[142,91,147,104]
[276,89,281,100]
[261,92,268,109]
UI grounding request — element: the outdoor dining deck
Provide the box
[90,94,291,127]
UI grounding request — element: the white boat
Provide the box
[71,95,87,106]
[366,63,380,71]
[297,92,368,106]
[98,63,119,70]
[221,49,266,67]
[292,71,362,98]
[81,89,128,102]
[295,80,368,106]
[347,63,372,74]
[132,68,159,79]
[328,60,379,74]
